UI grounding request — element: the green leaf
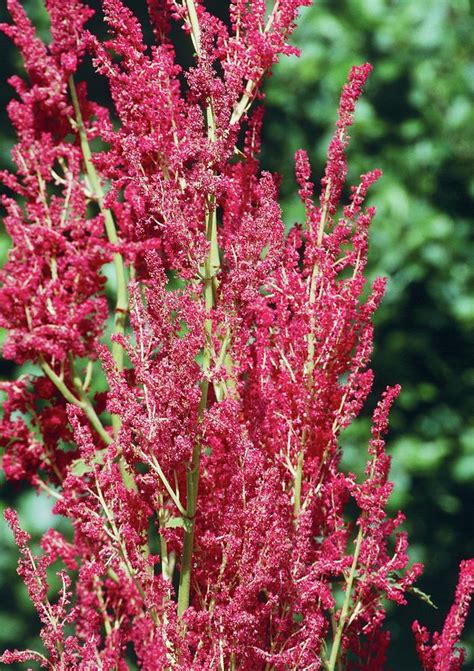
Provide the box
[407,586,438,609]
[70,459,91,477]
[70,450,105,476]
[165,516,193,533]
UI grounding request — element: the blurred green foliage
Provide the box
[0,0,473,669]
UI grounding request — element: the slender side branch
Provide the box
[177,0,222,617]
[293,448,305,516]
[143,453,187,517]
[293,179,333,516]
[327,526,363,671]
[177,201,216,614]
[230,2,280,125]
[69,77,128,434]
[40,358,112,446]
[69,77,138,493]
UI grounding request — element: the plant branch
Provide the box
[69,76,128,434]
[293,178,333,516]
[327,526,363,671]
[40,358,112,446]
[177,0,222,617]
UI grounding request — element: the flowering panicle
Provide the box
[0,509,79,669]
[0,0,109,366]
[413,560,474,671]
[0,1,471,669]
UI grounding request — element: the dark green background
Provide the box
[0,1,473,668]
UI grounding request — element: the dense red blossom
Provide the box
[0,1,471,669]
[413,560,474,671]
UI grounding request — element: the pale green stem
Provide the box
[69,76,136,489]
[293,444,305,516]
[327,438,380,669]
[177,346,211,609]
[177,432,204,615]
[161,541,176,583]
[94,578,113,636]
[69,77,128,427]
[147,455,187,517]
[229,2,280,125]
[184,0,201,55]
[177,196,218,616]
[40,358,112,446]
[230,79,256,125]
[293,178,333,516]
[177,1,221,617]
[327,526,363,671]
[160,533,170,580]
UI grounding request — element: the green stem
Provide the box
[177,197,216,616]
[160,532,170,580]
[177,1,223,616]
[40,359,112,446]
[327,526,363,671]
[229,3,280,126]
[69,77,137,492]
[69,77,128,417]
[230,79,256,125]
[147,455,187,517]
[294,179,334,516]
[184,0,201,55]
[177,435,203,616]
[293,447,305,516]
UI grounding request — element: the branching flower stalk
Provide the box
[327,526,363,671]
[177,0,221,617]
[0,1,473,669]
[69,76,129,427]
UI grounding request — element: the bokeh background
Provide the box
[0,0,473,669]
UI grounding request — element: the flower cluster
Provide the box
[413,560,474,671]
[0,1,471,669]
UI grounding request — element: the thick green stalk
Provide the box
[69,78,128,387]
[40,358,112,446]
[293,444,305,516]
[184,0,201,55]
[69,77,135,490]
[177,203,216,616]
[293,179,333,516]
[177,0,221,616]
[177,438,203,615]
[327,526,363,671]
